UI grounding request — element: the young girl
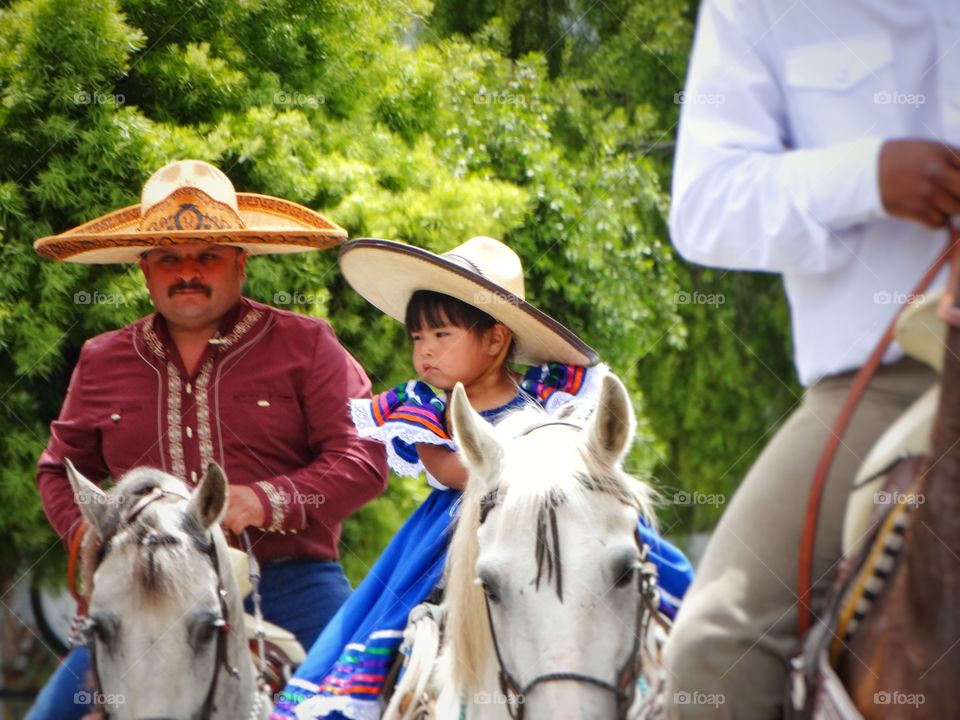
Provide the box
[271,236,692,720]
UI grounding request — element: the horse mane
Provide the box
[82,468,209,604]
[443,402,657,692]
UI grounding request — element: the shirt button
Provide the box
[190,470,198,484]
[186,426,193,439]
[186,382,193,395]
[110,413,121,423]
[257,399,271,408]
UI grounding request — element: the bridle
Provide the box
[81,485,264,720]
[476,420,664,719]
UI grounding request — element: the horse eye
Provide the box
[189,612,224,649]
[199,618,223,645]
[481,580,500,604]
[476,572,501,604]
[88,612,118,647]
[614,561,638,589]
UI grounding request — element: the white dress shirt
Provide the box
[670,0,958,385]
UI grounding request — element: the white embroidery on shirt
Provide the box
[166,361,186,482]
[195,358,215,473]
[256,480,286,532]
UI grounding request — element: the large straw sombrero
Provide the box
[34,160,347,264]
[339,236,598,366]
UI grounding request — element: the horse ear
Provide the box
[584,373,635,468]
[65,459,110,539]
[187,463,228,530]
[448,382,502,485]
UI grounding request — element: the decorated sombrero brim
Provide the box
[339,238,598,366]
[33,192,347,264]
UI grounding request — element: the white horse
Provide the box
[67,461,271,720]
[422,374,662,720]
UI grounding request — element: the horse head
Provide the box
[443,373,657,720]
[67,461,267,719]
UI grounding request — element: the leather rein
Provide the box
[477,419,664,718]
[796,227,960,637]
[79,486,240,720]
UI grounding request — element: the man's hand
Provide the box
[222,484,266,534]
[879,139,960,228]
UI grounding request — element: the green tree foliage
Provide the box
[0,0,794,593]
[428,0,799,533]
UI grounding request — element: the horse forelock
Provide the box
[495,422,656,530]
[89,468,217,604]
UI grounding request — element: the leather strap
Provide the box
[67,521,87,612]
[796,228,958,638]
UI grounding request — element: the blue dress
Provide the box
[271,365,693,720]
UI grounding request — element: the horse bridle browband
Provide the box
[476,421,663,719]
[83,486,238,720]
[513,419,586,437]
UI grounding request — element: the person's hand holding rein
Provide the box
[222,484,267,534]
[880,139,960,228]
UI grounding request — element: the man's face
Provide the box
[139,244,247,332]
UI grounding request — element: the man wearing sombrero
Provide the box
[29,160,388,719]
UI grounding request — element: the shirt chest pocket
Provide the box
[784,35,903,146]
[228,391,305,448]
[99,401,148,470]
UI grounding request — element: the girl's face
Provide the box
[411,321,504,391]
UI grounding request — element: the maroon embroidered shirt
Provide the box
[37,298,388,562]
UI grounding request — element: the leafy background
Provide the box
[0,0,799,692]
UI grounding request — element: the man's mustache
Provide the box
[169,281,212,297]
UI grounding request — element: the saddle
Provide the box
[788,456,921,720]
[787,291,943,720]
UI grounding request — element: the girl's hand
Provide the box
[417,444,468,490]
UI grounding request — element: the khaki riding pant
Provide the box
[662,358,936,719]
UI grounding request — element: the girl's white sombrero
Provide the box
[338,236,598,366]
